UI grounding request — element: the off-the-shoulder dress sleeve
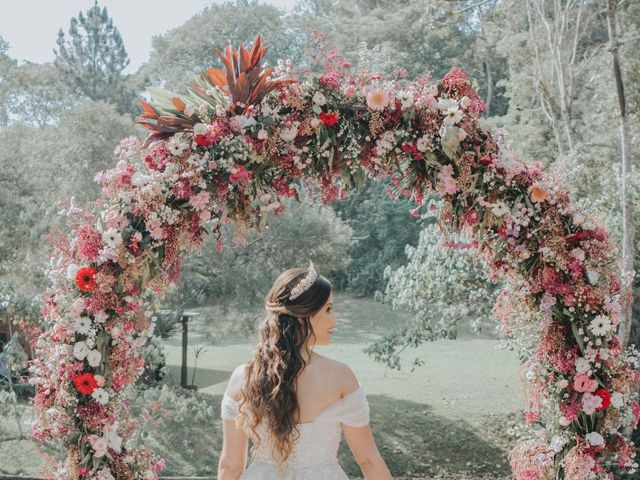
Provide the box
[221,392,239,420]
[319,385,370,427]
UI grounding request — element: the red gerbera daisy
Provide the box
[319,111,339,126]
[76,267,97,292]
[73,373,98,395]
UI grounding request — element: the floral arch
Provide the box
[30,34,639,480]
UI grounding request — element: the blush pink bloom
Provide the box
[574,374,598,393]
[366,88,390,110]
[189,191,210,210]
[105,213,129,230]
[436,164,459,195]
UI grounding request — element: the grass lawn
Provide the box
[0,291,525,479]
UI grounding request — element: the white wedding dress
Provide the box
[220,384,370,479]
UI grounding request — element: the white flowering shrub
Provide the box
[366,221,499,370]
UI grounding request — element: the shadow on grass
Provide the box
[337,394,511,479]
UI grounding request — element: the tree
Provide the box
[159,196,354,335]
[365,222,499,370]
[292,0,499,108]
[329,178,424,296]
[0,37,16,127]
[142,0,304,91]
[0,101,136,302]
[53,1,135,114]
[605,0,635,347]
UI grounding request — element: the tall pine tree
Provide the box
[54,1,134,114]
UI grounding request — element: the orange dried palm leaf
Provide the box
[139,99,161,119]
[171,97,186,113]
[205,68,228,89]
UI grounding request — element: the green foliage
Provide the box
[329,178,424,296]
[0,101,136,303]
[160,195,354,325]
[292,0,509,116]
[366,222,500,369]
[137,336,167,386]
[142,0,305,92]
[54,1,136,114]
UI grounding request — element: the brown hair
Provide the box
[236,266,333,467]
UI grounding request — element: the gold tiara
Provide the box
[289,260,318,300]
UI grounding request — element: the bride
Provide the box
[217,261,393,479]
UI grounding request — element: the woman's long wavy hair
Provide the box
[236,266,333,468]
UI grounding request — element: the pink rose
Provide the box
[343,85,356,97]
[574,374,598,393]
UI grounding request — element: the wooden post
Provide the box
[181,313,188,388]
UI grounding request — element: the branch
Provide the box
[451,0,498,13]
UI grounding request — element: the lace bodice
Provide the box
[220,385,370,478]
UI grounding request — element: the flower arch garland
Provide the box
[30,34,640,480]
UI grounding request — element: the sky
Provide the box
[0,0,297,73]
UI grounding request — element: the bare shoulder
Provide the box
[225,363,248,400]
[314,355,359,397]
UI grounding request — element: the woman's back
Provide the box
[217,264,391,479]
[221,354,370,478]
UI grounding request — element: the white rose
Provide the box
[193,123,209,136]
[310,118,321,128]
[585,432,605,446]
[73,341,88,361]
[106,429,122,453]
[257,129,268,140]
[279,124,298,142]
[312,91,327,106]
[586,270,599,285]
[437,98,457,111]
[87,349,102,367]
[426,84,438,96]
[400,92,414,109]
[556,379,569,390]
[460,96,471,109]
[550,435,568,452]
[559,416,572,426]
[237,115,256,129]
[611,392,624,408]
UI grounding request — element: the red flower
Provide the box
[595,389,611,411]
[76,267,97,292]
[229,165,252,185]
[73,373,98,395]
[319,111,339,126]
[275,178,297,197]
[194,134,213,147]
